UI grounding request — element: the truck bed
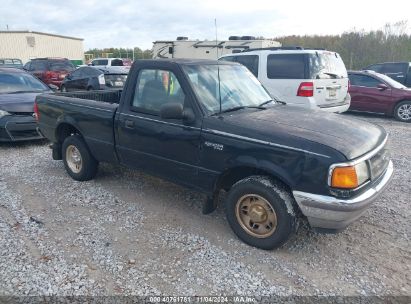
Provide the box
[53,89,122,104]
[36,90,121,163]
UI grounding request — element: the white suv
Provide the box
[219,48,350,113]
[90,58,131,73]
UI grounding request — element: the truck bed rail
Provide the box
[54,89,122,104]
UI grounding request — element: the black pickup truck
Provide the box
[35,59,393,249]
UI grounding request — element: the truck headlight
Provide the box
[330,161,369,189]
[0,110,11,118]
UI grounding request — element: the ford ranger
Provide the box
[35,59,393,250]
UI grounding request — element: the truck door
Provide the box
[116,66,202,188]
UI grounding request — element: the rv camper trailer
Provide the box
[152,36,281,59]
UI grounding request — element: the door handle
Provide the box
[124,120,135,129]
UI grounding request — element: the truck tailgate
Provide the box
[36,91,119,163]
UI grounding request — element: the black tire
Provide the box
[87,86,93,91]
[61,85,67,92]
[62,135,98,181]
[394,100,411,122]
[225,176,297,250]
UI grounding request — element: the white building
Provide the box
[152,36,281,60]
[0,30,84,64]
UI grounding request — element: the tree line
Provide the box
[84,47,152,62]
[85,21,410,69]
[275,21,411,69]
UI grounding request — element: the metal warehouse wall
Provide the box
[0,31,84,63]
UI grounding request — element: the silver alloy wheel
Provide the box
[66,145,82,173]
[398,104,411,121]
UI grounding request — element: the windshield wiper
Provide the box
[320,72,341,79]
[259,99,286,106]
[259,99,274,107]
[212,105,265,116]
[8,90,45,94]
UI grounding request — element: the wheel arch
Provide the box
[55,121,83,144]
[215,165,293,194]
[392,99,411,120]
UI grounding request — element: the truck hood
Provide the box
[0,92,48,113]
[216,106,386,160]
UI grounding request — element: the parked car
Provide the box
[0,58,23,69]
[348,70,411,122]
[61,66,128,92]
[0,68,51,141]
[90,58,131,73]
[364,62,411,87]
[35,59,393,250]
[121,58,133,67]
[219,47,351,113]
[24,58,75,88]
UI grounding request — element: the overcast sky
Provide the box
[1,0,410,50]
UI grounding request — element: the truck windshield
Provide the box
[183,64,272,115]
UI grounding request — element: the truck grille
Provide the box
[368,147,390,180]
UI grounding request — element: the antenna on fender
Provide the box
[215,18,222,114]
[215,18,218,59]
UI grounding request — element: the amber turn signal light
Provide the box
[331,166,358,189]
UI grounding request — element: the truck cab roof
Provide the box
[134,58,238,66]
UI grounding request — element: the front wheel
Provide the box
[62,135,98,181]
[61,85,67,92]
[394,100,411,122]
[225,176,297,250]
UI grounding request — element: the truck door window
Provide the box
[132,69,185,114]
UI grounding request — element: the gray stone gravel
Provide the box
[0,113,410,296]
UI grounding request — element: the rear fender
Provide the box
[55,115,83,142]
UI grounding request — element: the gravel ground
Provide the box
[0,113,410,297]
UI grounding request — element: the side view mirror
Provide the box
[48,84,59,91]
[377,83,389,91]
[160,103,195,123]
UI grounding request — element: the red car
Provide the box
[24,58,75,89]
[348,70,411,122]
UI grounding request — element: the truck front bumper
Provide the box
[292,160,393,231]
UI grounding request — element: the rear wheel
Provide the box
[62,135,98,181]
[394,100,411,122]
[225,176,297,250]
